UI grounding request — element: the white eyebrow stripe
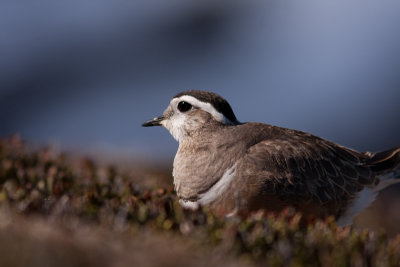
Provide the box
[173,95,232,124]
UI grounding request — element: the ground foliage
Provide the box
[0,136,399,267]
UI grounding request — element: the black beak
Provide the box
[142,116,165,127]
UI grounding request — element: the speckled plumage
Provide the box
[143,90,400,225]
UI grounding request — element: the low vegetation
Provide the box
[0,136,399,267]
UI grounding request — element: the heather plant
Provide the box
[0,136,399,267]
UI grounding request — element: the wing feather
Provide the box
[238,132,376,216]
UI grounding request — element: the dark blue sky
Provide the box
[1,1,400,163]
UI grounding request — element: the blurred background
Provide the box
[1,0,400,233]
[1,0,400,163]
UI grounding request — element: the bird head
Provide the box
[142,90,239,142]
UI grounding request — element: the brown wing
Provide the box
[238,131,375,216]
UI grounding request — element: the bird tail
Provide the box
[366,146,400,191]
[366,146,400,174]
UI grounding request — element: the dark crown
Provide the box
[174,90,238,124]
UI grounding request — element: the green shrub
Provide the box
[0,136,399,267]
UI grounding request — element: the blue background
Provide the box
[1,1,400,164]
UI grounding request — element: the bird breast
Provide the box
[172,136,241,201]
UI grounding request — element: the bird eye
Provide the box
[177,101,192,112]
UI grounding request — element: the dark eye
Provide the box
[177,101,192,112]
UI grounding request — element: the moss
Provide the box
[0,136,399,267]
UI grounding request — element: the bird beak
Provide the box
[142,115,165,127]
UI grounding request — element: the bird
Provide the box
[142,90,400,226]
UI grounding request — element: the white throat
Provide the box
[162,95,236,142]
